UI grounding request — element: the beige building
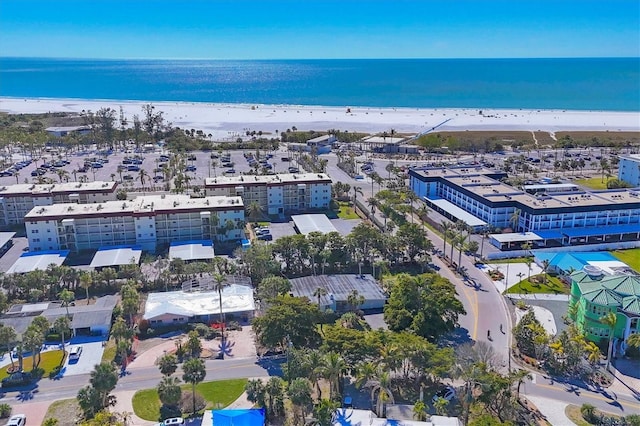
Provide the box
[0,181,119,227]
[25,194,244,253]
[204,173,332,215]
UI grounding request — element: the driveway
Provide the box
[330,218,362,235]
[62,336,106,377]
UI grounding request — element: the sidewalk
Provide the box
[112,389,156,426]
[526,395,576,426]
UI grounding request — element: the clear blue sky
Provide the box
[1,0,638,59]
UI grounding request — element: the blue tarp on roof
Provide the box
[212,409,265,426]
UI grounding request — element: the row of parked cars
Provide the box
[0,159,32,177]
[254,225,273,241]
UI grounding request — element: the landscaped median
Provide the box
[132,378,247,421]
[505,274,569,295]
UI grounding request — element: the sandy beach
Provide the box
[1,97,638,138]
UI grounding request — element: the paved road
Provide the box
[0,356,270,404]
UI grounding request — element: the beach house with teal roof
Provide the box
[569,268,640,345]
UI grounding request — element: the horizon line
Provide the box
[2,55,639,61]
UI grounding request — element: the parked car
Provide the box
[122,158,133,164]
[0,171,13,177]
[161,418,184,426]
[31,169,46,177]
[186,165,196,172]
[5,414,26,426]
[131,159,143,165]
[123,175,134,181]
[153,176,164,182]
[69,345,83,360]
[127,165,140,172]
[255,228,271,235]
[159,156,169,162]
[187,154,197,161]
[224,169,236,174]
[91,162,103,168]
[431,386,456,404]
[288,167,299,173]
[281,157,290,162]
[257,233,273,241]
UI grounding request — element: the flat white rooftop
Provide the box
[426,197,487,228]
[292,214,338,235]
[0,181,116,196]
[169,240,215,261]
[205,173,331,187]
[490,232,543,243]
[8,250,69,274]
[25,194,243,219]
[144,284,255,320]
[90,245,143,268]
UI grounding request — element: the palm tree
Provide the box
[182,358,206,415]
[312,287,327,308]
[288,378,313,425]
[352,186,363,206]
[54,316,70,355]
[541,259,551,284]
[305,350,325,399]
[156,353,178,376]
[79,271,92,304]
[413,400,427,421]
[0,325,17,370]
[213,273,229,358]
[627,333,640,349]
[441,221,452,255]
[138,169,149,189]
[245,379,266,408]
[247,201,264,222]
[510,208,521,232]
[525,256,534,282]
[322,352,346,400]
[599,312,617,369]
[157,376,182,408]
[456,233,468,272]
[58,288,74,318]
[367,370,394,417]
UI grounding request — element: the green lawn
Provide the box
[610,248,640,273]
[336,202,359,219]
[575,177,609,190]
[485,257,530,264]
[101,338,117,364]
[505,274,569,295]
[0,349,66,380]
[132,378,247,421]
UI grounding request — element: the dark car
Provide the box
[122,158,133,164]
[1,371,33,388]
[257,233,273,241]
[31,169,46,177]
[186,165,196,172]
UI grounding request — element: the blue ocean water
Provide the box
[1,57,639,111]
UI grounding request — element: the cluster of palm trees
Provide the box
[440,220,479,276]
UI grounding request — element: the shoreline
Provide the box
[1,96,639,137]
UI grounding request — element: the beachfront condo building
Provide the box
[24,194,244,253]
[0,181,119,228]
[409,166,640,248]
[569,267,640,353]
[618,154,640,187]
[204,173,332,216]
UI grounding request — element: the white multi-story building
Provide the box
[410,166,640,247]
[25,194,244,253]
[618,154,640,187]
[0,181,118,227]
[204,173,332,215]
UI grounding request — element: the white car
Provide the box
[431,386,456,404]
[6,414,26,426]
[69,345,83,360]
[157,418,184,426]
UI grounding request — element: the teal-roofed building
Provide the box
[569,267,640,349]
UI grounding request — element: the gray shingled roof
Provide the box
[289,274,387,306]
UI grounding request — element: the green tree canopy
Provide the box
[253,296,322,351]
[383,273,466,341]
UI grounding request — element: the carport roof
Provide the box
[289,274,387,307]
[292,214,338,235]
[169,240,215,261]
[71,310,113,329]
[0,232,15,249]
[7,250,69,274]
[426,196,487,227]
[490,232,542,243]
[90,245,142,268]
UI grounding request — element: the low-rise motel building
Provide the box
[409,166,640,248]
[0,181,119,227]
[204,173,332,216]
[25,194,244,253]
[569,266,640,353]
